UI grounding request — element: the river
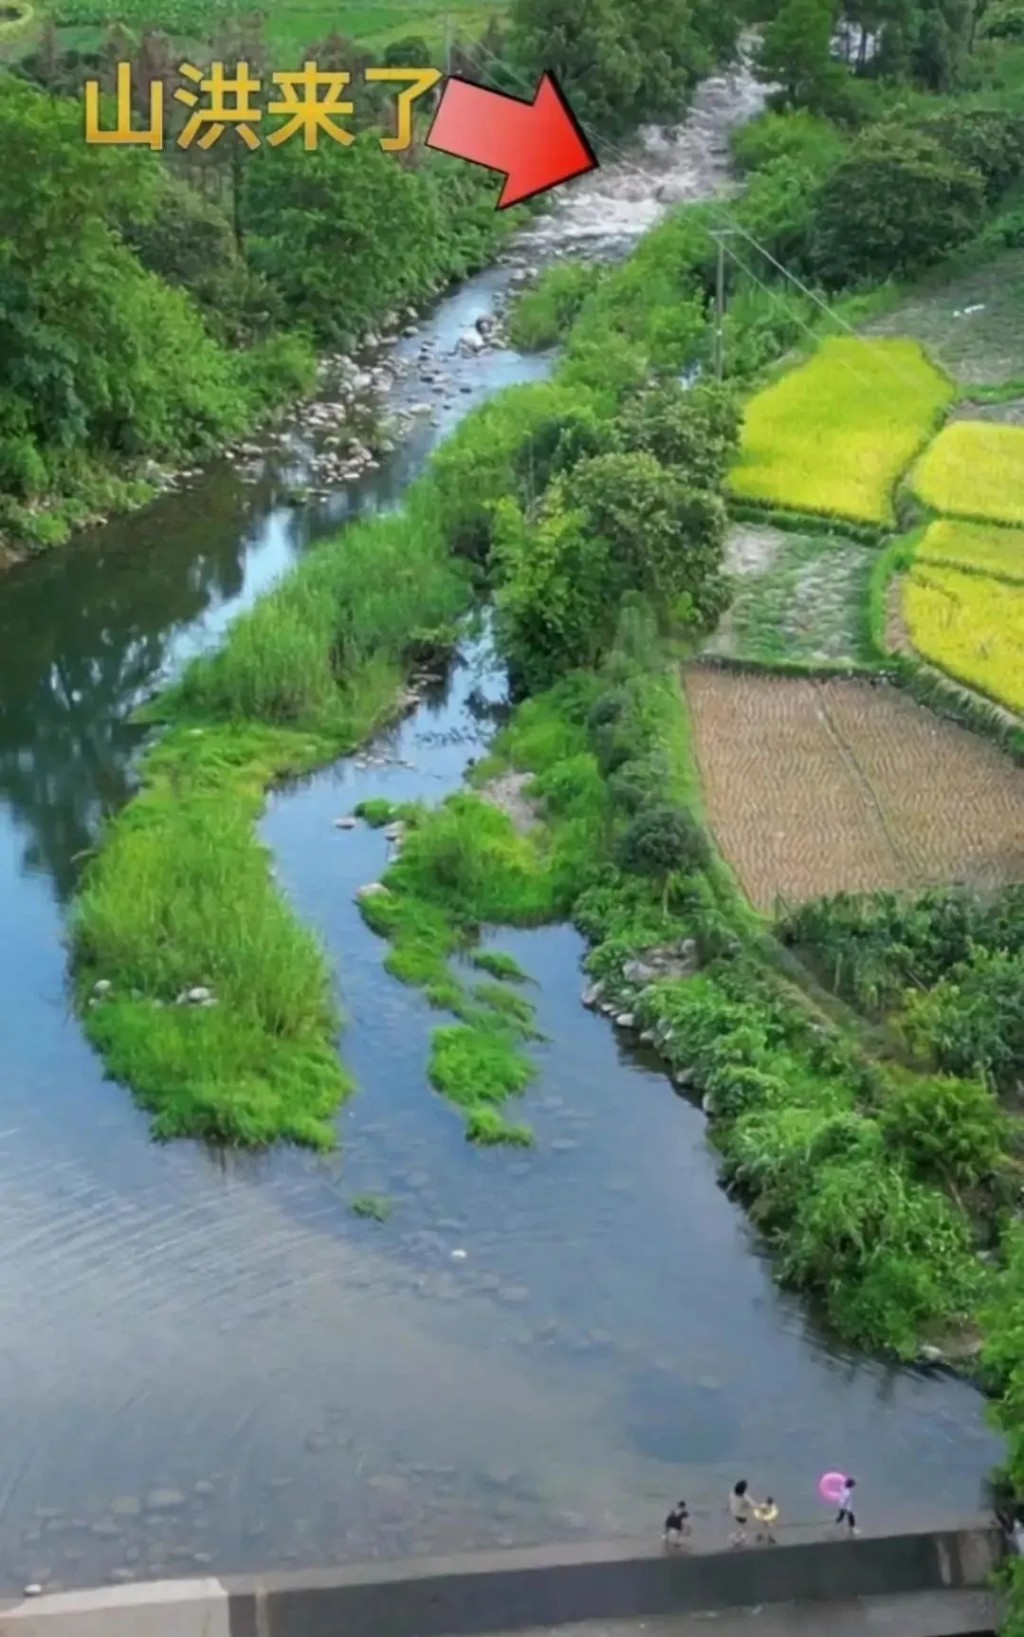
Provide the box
[0,60,1001,1595]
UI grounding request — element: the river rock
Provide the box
[614,1012,635,1029]
[382,821,404,841]
[186,986,212,1004]
[93,978,112,996]
[355,883,390,902]
[623,960,656,984]
[919,1344,944,1364]
[334,816,357,829]
[675,1067,696,1089]
[23,1585,42,1598]
[459,329,485,352]
[581,981,604,1008]
[109,1496,141,1518]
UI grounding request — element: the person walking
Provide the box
[729,1480,754,1547]
[835,1476,859,1537]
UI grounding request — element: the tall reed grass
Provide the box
[71,476,472,1149]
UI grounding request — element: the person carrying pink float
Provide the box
[819,1471,859,1537]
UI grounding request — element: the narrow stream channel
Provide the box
[0,61,1001,1595]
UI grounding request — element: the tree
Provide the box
[492,498,616,692]
[556,450,730,625]
[508,0,643,134]
[240,136,444,345]
[811,123,986,285]
[616,803,710,909]
[614,382,741,490]
[758,0,850,114]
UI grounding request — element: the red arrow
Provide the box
[424,72,598,209]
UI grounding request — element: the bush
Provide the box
[617,802,710,883]
[810,125,987,287]
[731,108,846,175]
[879,1071,1004,1189]
[506,262,606,350]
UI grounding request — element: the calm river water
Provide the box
[0,63,1002,1595]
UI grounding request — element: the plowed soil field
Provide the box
[685,668,1024,911]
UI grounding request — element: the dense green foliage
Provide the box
[780,889,1024,1097]
[0,75,301,549]
[507,0,740,135]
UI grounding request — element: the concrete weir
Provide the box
[0,1520,1005,1637]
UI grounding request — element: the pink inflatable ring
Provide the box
[819,1471,847,1506]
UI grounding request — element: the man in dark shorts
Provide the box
[663,1500,690,1546]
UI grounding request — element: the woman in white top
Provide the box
[729,1479,754,1546]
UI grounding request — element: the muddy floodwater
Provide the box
[0,61,1002,1595]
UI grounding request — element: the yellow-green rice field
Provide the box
[903,560,1024,713]
[915,517,1024,583]
[728,336,954,527]
[911,420,1024,526]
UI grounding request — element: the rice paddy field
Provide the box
[684,667,1024,911]
[903,560,1024,715]
[911,419,1024,525]
[727,336,954,527]
[915,516,1024,582]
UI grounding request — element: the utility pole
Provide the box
[710,229,737,382]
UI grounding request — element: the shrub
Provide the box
[731,108,846,175]
[879,1071,1004,1189]
[506,262,606,350]
[617,802,710,903]
[810,126,987,288]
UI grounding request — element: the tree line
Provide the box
[0,0,743,554]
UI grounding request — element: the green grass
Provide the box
[728,336,956,527]
[471,949,530,982]
[70,472,471,1149]
[351,1192,393,1220]
[863,247,1024,388]
[356,790,568,1142]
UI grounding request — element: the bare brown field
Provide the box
[684,667,1024,911]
